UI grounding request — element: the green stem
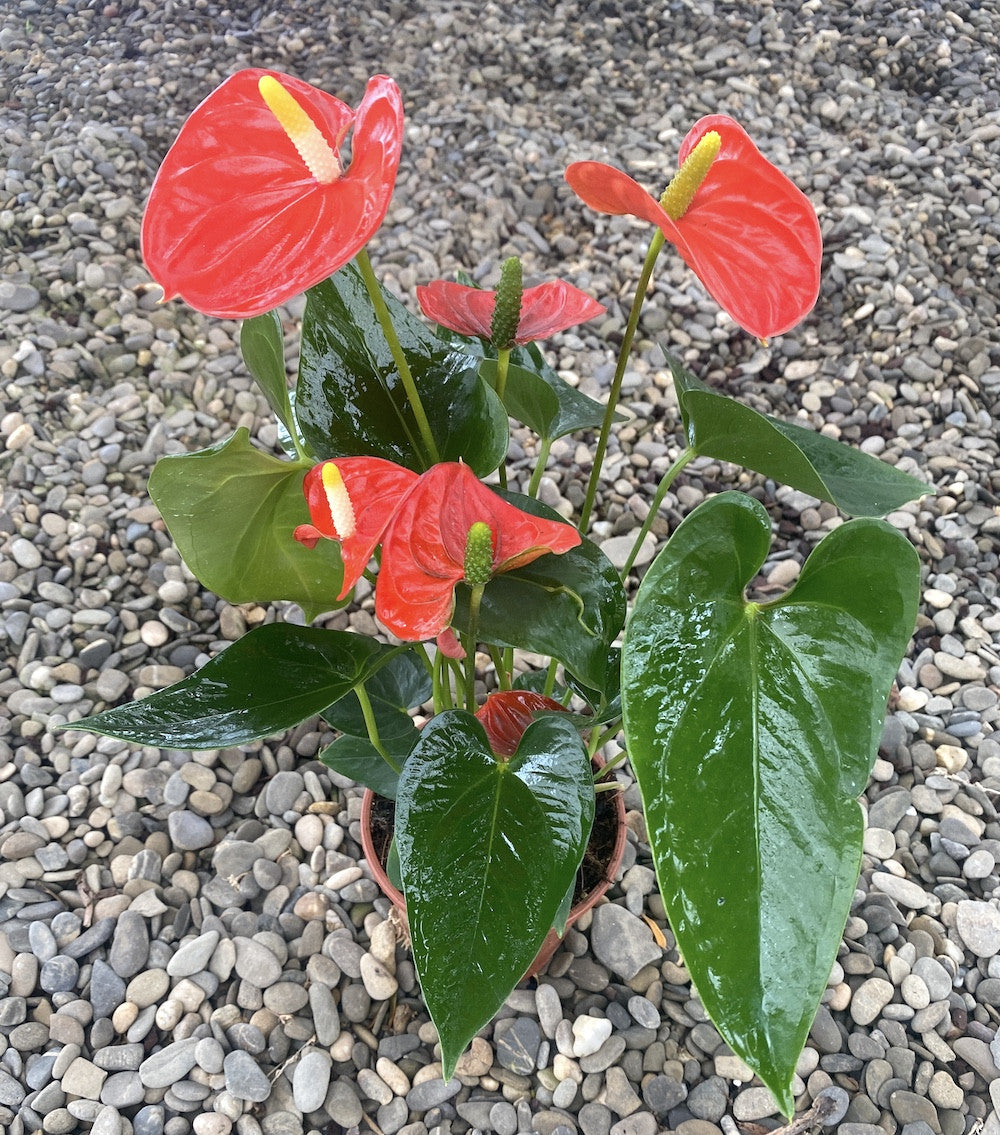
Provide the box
[354,247,441,467]
[543,658,559,699]
[354,682,400,774]
[494,346,512,403]
[463,583,486,709]
[433,648,451,712]
[578,229,666,534]
[589,723,624,761]
[619,446,696,578]
[488,645,512,691]
[493,347,512,491]
[526,436,552,499]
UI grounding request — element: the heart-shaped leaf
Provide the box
[71,624,394,749]
[621,492,919,1114]
[395,712,594,1077]
[147,428,345,621]
[296,265,508,476]
[323,649,432,741]
[480,357,612,441]
[319,732,416,799]
[670,356,929,516]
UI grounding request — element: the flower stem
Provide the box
[543,657,559,699]
[494,347,511,403]
[619,446,696,578]
[492,347,512,490]
[578,229,665,534]
[489,645,512,691]
[354,681,401,774]
[526,436,552,498]
[463,583,486,709]
[354,248,441,467]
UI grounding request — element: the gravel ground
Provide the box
[2,2,1000,1135]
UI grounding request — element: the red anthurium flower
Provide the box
[416,278,605,345]
[474,690,570,758]
[293,457,419,597]
[294,459,580,641]
[565,115,822,340]
[141,69,404,319]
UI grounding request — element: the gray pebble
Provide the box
[40,955,79,993]
[264,771,304,815]
[405,1077,461,1111]
[308,982,341,1047]
[0,1068,26,1107]
[132,1105,165,1135]
[223,1049,272,1102]
[642,1074,687,1116]
[686,1076,729,1122]
[536,982,563,1038]
[626,995,660,1030]
[851,978,895,1025]
[610,1114,658,1135]
[101,1070,145,1108]
[326,1079,363,1127]
[0,282,40,313]
[869,873,933,909]
[292,1048,331,1113]
[490,1101,518,1135]
[27,920,58,961]
[91,1105,124,1135]
[589,904,662,979]
[233,937,282,986]
[495,1016,542,1074]
[167,809,215,851]
[138,1038,200,1089]
[64,918,116,960]
[166,929,220,977]
[955,900,1000,956]
[109,911,149,979]
[89,959,126,1019]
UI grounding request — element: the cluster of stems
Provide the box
[350,152,714,733]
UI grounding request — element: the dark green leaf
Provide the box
[621,492,919,1113]
[481,358,612,441]
[395,712,594,1077]
[670,357,930,517]
[240,310,294,439]
[323,650,432,741]
[319,732,416,799]
[296,266,508,475]
[147,428,345,621]
[71,624,393,750]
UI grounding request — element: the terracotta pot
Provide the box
[360,762,628,980]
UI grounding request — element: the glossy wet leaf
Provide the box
[621,492,919,1114]
[395,712,593,1077]
[296,265,508,475]
[670,358,929,516]
[73,624,395,749]
[147,428,345,621]
[454,534,625,691]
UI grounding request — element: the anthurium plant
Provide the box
[71,68,928,1114]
